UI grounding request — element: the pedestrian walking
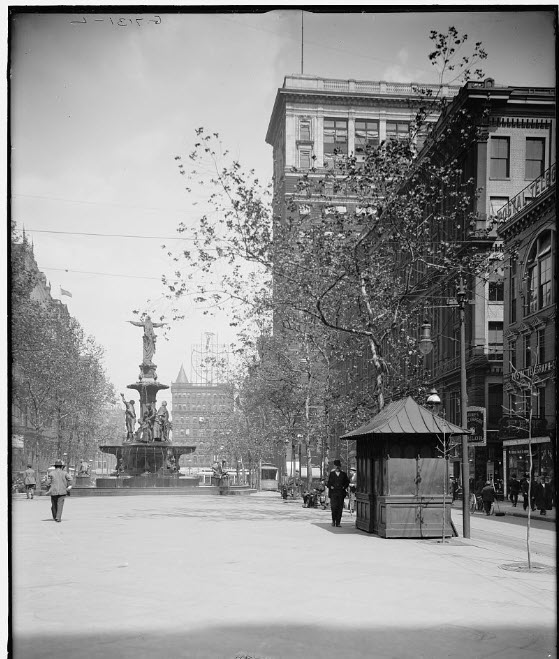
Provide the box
[508,473,521,507]
[534,476,553,516]
[326,459,349,527]
[450,476,459,502]
[23,464,36,500]
[481,481,495,516]
[520,474,532,511]
[46,460,72,522]
[348,467,357,513]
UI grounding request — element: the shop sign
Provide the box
[467,407,486,446]
[499,415,548,440]
[507,447,529,457]
[496,163,556,223]
[511,359,556,384]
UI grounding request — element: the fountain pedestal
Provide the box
[99,442,197,478]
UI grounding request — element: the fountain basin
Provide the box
[99,442,197,478]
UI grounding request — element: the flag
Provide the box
[60,287,72,298]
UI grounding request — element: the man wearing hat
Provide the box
[481,480,496,516]
[327,459,350,527]
[47,460,73,522]
[23,464,36,499]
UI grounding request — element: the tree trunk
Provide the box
[527,404,533,570]
[305,441,313,490]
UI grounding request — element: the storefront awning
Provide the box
[340,396,468,439]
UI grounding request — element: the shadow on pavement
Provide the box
[311,521,362,534]
[13,623,555,659]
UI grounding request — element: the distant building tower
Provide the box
[190,332,229,384]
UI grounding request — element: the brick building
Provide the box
[497,163,556,490]
[411,79,555,488]
[170,364,231,468]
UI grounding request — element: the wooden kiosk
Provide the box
[340,397,468,539]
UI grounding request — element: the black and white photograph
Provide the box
[7,6,556,659]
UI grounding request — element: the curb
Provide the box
[505,510,555,524]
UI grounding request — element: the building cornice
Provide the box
[266,76,460,146]
[497,181,555,242]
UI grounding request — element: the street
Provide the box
[11,492,556,659]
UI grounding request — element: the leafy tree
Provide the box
[11,228,116,470]
[503,366,552,570]
[162,28,489,432]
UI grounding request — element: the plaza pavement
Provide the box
[10,491,556,659]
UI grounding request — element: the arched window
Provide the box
[526,230,553,314]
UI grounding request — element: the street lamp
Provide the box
[418,321,434,356]
[418,271,471,539]
[426,388,441,416]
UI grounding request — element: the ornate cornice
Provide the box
[489,116,552,129]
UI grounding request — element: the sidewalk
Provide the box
[452,498,556,523]
[11,492,556,659]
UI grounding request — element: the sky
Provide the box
[8,7,556,403]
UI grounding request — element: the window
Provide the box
[510,260,517,323]
[490,137,510,178]
[524,334,532,368]
[488,322,503,360]
[488,280,504,301]
[538,388,546,420]
[299,150,311,170]
[527,230,553,313]
[538,328,546,364]
[487,383,503,424]
[386,121,409,141]
[355,119,379,154]
[323,119,348,156]
[489,196,509,217]
[509,339,516,369]
[299,119,311,142]
[525,138,545,180]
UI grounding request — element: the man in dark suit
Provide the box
[327,459,350,527]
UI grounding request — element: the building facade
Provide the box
[11,237,70,476]
[497,163,556,491]
[414,80,555,490]
[266,74,459,222]
[266,74,555,484]
[266,74,460,459]
[171,364,231,468]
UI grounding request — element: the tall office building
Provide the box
[265,74,459,458]
[171,364,232,468]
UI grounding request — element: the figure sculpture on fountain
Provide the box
[153,401,170,442]
[128,316,166,366]
[120,394,137,442]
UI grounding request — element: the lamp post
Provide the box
[419,288,471,538]
[457,272,470,538]
[296,433,303,495]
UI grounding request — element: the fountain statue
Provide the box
[98,317,197,485]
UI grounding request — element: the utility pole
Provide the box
[457,271,471,538]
